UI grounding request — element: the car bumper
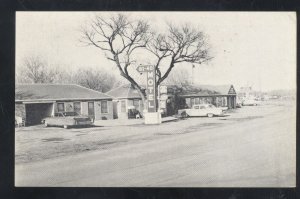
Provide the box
[76,121,93,125]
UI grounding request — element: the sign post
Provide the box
[136,64,161,124]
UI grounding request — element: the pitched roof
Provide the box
[176,84,236,96]
[15,84,113,102]
[106,84,143,99]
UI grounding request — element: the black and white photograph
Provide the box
[14,11,296,187]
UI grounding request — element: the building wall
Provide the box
[116,99,129,119]
[54,100,113,120]
[94,100,113,120]
[113,98,143,119]
[81,102,89,116]
[15,103,26,118]
[183,96,234,108]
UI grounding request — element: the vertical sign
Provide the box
[146,65,156,112]
[136,64,157,113]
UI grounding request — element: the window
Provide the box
[185,98,191,108]
[88,102,94,116]
[191,98,195,107]
[199,98,204,104]
[207,97,212,104]
[121,100,126,112]
[195,98,200,104]
[74,102,81,114]
[101,101,108,113]
[194,106,199,109]
[57,103,64,112]
[200,106,205,109]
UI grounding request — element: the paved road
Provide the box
[15,102,296,187]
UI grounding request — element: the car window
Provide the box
[194,106,199,109]
[200,106,205,109]
[208,105,213,108]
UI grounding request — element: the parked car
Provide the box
[127,106,142,119]
[42,112,93,129]
[179,104,226,118]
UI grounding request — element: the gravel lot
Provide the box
[15,100,296,187]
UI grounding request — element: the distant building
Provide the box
[15,84,114,125]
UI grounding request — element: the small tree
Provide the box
[80,14,212,109]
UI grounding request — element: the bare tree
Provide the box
[80,14,151,101]
[146,24,212,86]
[165,67,191,87]
[17,56,59,83]
[72,68,118,93]
[80,14,212,107]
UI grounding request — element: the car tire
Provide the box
[45,122,48,127]
[63,125,69,129]
[180,111,188,118]
[207,113,214,118]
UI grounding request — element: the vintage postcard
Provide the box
[15,12,296,187]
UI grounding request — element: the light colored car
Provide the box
[42,112,93,129]
[180,104,226,117]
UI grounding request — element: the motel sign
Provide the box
[136,65,157,112]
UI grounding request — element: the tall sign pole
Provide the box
[146,66,156,112]
[136,64,161,124]
[136,64,157,112]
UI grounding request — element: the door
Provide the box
[113,101,118,119]
[88,102,95,120]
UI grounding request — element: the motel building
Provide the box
[106,84,144,119]
[15,83,237,126]
[106,84,237,120]
[15,84,114,126]
[178,84,237,109]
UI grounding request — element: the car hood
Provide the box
[44,116,91,120]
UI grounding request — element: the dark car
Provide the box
[42,112,93,129]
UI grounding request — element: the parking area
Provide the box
[15,100,295,165]
[15,99,296,186]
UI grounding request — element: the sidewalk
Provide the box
[94,116,178,127]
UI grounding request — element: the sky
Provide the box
[16,12,296,91]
